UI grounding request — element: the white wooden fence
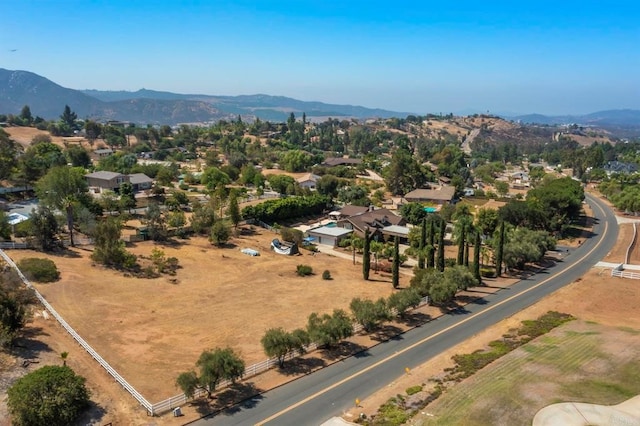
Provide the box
[150,295,430,414]
[0,250,154,415]
[626,223,637,265]
[2,246,431,416]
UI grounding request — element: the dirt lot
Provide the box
[2,228,399,409]
[1,198,636,425]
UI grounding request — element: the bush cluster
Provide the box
[17,258,60,282]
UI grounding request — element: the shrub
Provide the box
[7,365,90,426]
[280,227,304,245]
[406,385,423,395]
[296,264,313,276]
[17,258,59,282]
[322,270,332,280]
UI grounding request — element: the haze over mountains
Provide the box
[0,68,638,134]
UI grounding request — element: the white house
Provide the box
[296,173,321,190]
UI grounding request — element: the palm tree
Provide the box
[60,351,69,366]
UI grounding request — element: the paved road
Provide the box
[191,193,617,426]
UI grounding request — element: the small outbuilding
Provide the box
[306,226,353,247]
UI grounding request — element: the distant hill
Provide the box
[509,110,640,137]
[0,69,409,125]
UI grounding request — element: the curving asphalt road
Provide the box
[190,193,618,426]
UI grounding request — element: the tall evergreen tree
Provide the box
[464,240,470,267]
[457,223,466,265]
[418,217,426,269]
[427,217,436,268]
[474,230,482,285]
[362,228,371,280]
[228,190,241,229]
[437,218,446,272]
[496,221,505,277]
[392,236,400,288]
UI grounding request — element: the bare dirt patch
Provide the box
[4,229,398,403]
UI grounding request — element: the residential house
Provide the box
[86,171,153,193]
[129,173,154,191]
[86,171,129,192]
[404,186,456,205]
[306,226,353,247]
[296,173,321,190]
[603,161,638,176]
[93,148,114,158]
[336,206,409,243]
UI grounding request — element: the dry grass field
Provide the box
[2,193,636,425]
[5,228,398,402]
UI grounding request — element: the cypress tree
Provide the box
[464,240,470,267]
[427,217,436,268]
[474,230,482,285]
[363,228,371,280]
[496,221,505,277]
[392,236,400,288]
[457,223,465,265]
[437,218,446,272]
[418,217,426,269]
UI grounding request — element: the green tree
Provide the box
[176,347,245,399]
[306,309,353,348]
[19,105,33,125]
[267,174,296,194]
[261,328,310,368]
[400,202,429,226]
[418,217,427,269]
[0,128,19,180]
[473,230,482,285]
[190,200,216,234]
[427,217,436,268]
[495,221,505,277]
[36,166,89,247]
[119,182,136,213]
[350,297,391,332]
[384,148,426,195]
[64,145,91,168]
[495,181,509,197]
[362,228,371,280]
[91,218,136,269]
[28,205,59,251]
[437,218,446,272]
[210,220,230,246]
[392,236,400,288]
[0,210,11,240]
[476,207,499,236]
[387,288,421,318]
[7,365,90,426]
[227,190,241,229]
[145,203,167,241]
[316,175,341,198]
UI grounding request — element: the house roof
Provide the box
[295,173,320,184]
[322,157,362,167]
[128,173,153,184]
[382,225,410,237]
[85,171,124,180]
[94,148,113,154]
[404,186,455,202]
[341,208,406,233]
[338,205,369,217]
[307,226,353,237]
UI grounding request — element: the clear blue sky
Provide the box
[2,0,639,115]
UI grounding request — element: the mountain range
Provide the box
[0,68,639,133]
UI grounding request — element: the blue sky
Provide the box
[2,0,639,115]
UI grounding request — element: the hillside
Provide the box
[0,69,408,125]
